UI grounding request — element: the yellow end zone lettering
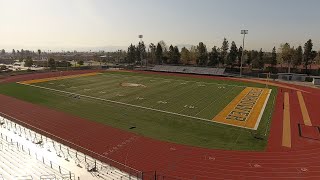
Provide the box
[213,87,271,130]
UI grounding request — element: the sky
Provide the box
[0,0,319,52]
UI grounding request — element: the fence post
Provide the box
[59,166,61,173]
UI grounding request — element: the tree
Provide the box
[149,43,156,64]
[196,42,208,66]
[0,65,6,70]
[24,56,33,68]
[158,40,168,63]
[37,49,41,60]
[139,41,146,59]
[258,48,265,69]
[48,58,55,69]
[19,49,25,61]
[158,40,167,52]
[127,44,136,64]
[134,41,146,65]
[220,38,229,66]
[292,46,303,68]
[226,41,237,67]
[270,47,277,72]
[1,49,5,55]
[246,50,252,66]
[280,43,294,73]
[208,46,220,67]
[12,49,16,58]
[303,39,317,74]
[237,46,243,67]
[78,60,84,66]
[155,43,163,64]
[189,46,198,65]
[168,45,175,64]
[315,51,320,65]
[180,47,191,65]
[173,46,181,64]
[251,50,259,68]
[271,47,277,67]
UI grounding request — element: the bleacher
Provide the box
[0,116,139,180]
[150,65,225,76]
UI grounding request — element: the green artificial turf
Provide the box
[0,71,277,150]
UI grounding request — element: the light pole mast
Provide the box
[240,30,248,77]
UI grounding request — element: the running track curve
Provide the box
[1,70,320,179]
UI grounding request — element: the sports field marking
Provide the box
[102,73,247,88]
[212,87,271,130]
[297,91,312,126]
[19,72,101,84]
[194,86,237,116]
[282,92,291,148]
[17,82,252,129]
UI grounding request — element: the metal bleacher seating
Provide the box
[0,116,139,180]
[150,65,225,76]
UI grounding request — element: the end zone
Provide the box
[213,87,271,130]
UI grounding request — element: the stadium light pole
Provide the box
[240,30,248,77]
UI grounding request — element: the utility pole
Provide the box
[240,30,248,77]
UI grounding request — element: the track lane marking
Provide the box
[282,92,291,148]
[297,91,312,126]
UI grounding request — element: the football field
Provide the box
[0,71,277,150]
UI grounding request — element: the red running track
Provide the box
[1,70,320,179]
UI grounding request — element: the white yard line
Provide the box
[17,82,250,129]
[102,73,247,88]
[194,86,238,116]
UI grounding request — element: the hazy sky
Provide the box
[0,0,319,52]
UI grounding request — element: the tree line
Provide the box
[125,38,320,73]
